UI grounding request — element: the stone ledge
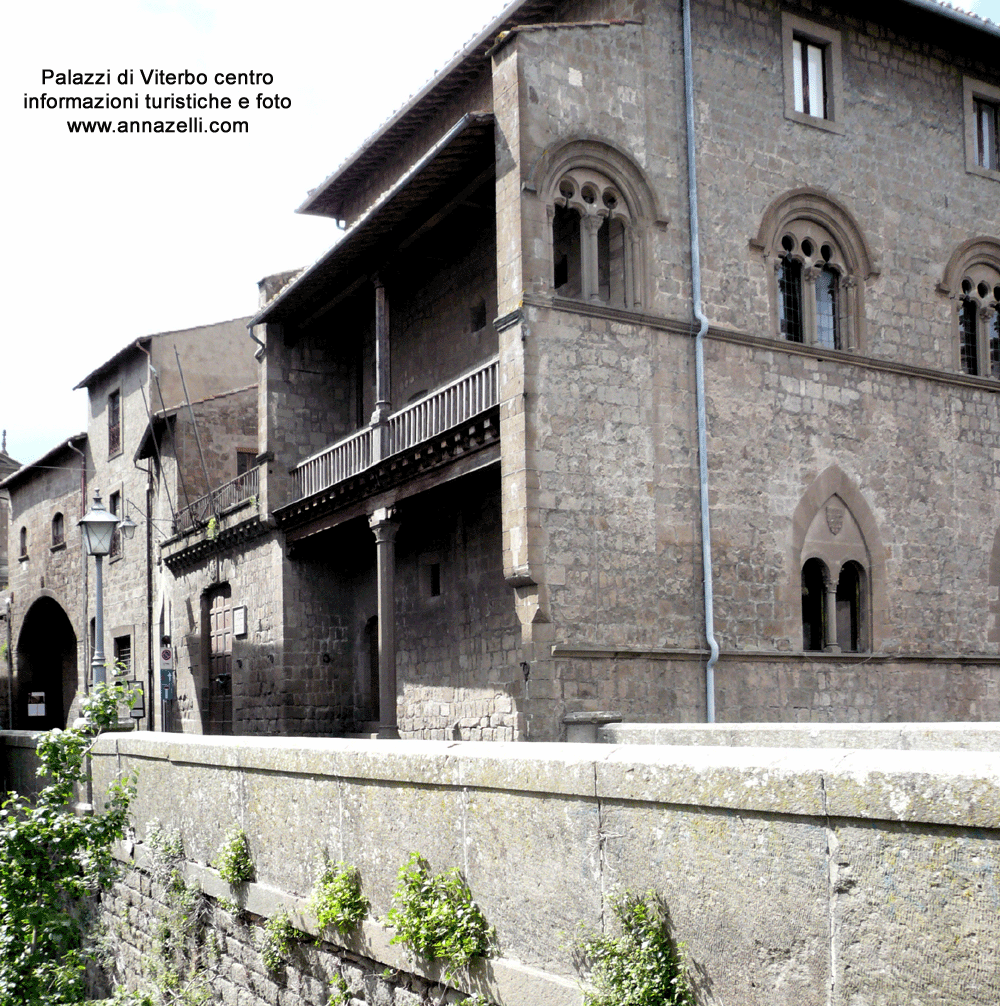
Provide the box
[114,843,583,1006]
[92,732,1000,827]
[600,722,1000,751]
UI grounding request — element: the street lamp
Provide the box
[78,490,134,686]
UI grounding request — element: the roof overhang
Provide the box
[297,0,560,220]
[135,409,179,462]
[0,434,87,491]
[251,112,496,330]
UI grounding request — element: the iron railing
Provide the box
[175,465,259,530]
[293,357,499,500]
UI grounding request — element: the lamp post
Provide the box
[78,491,135,687]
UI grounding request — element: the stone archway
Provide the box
[15,596,78,730]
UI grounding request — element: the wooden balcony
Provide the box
[293,357,499,501]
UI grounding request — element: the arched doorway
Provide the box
[15,596,78,730]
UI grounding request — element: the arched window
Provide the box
[550,168,636,308]
[799,499,871,652]
[534,139,663,313]
[791,466,885,653]
[940,238,1000,379]
[753,188,878,352]
[51,512,64,547]
[19,526,27,558]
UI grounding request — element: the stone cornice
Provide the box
[551,643,1000,664]
[522,292,1000,394]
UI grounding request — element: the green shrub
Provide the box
[306,860,368,933]
[215,828,254,886]
[0,682,137,1003]
[385,853,494,980]
[576,890,694,1006]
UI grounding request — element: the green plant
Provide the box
[0,681,138,1003]
[215,827,254,886]
[259,910,300,972]
[327,973,351,1005]
[206,516,219,540]
[385,853,495,980]
[575,890,694,1006]
[306,859,368,933]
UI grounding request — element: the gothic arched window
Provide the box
[535,140,662,314]
[753,188,878,353]
[941,238,1000,379]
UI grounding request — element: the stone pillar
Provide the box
[581,215,603,303]
[369,507,400,738]
[823,568,841,653]
[370,277,391,462]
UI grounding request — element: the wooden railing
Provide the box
[388,358,498,456]
[295,426,373,499]
[175,466,259,530]
[293,357,499,500]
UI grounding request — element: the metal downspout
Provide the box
[683,0,719,722]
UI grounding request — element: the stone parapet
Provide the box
[80,731,1000,1004]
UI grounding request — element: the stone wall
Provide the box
[78,728,1000,1006]
[388,187,499,409]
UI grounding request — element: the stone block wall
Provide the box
[389,194,499,409]
[82,729,1000,1006]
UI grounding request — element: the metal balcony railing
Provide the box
[175,465,259,530]
[293,356,499,500]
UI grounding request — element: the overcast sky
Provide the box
[2,0,998,466]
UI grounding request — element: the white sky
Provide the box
[2,0,998,466]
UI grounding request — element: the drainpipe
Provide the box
[67,438,90,699]
[683,0,719,722]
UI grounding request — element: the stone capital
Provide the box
[369,507,399,541]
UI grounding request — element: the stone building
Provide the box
[1,435,88,730]
[1,318,255,731]
[158,0,999,741]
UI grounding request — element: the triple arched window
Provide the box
[551,168,638,309]
[537,140,661,313]
[753,188,879,353]
[940,238,1000,380]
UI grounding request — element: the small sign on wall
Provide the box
[28,692,45,717]
[233,605,247,638]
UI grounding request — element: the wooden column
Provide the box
[369,506,400,738]
[371,276,391,461]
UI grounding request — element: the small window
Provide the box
[51,512,64,547]
[956,271,1000,379]
[964,77,1000,180]
[108,390,122,457]
[19,526,27,558]
[109,490,122,558]
[792,36,827,118]
[776,231,846,349]
[429,562,441,597]
[236,449,256,477]
[470,299,487,332]
[975,98,999,171]
[114,635,132,676]
[782,14,843,134]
